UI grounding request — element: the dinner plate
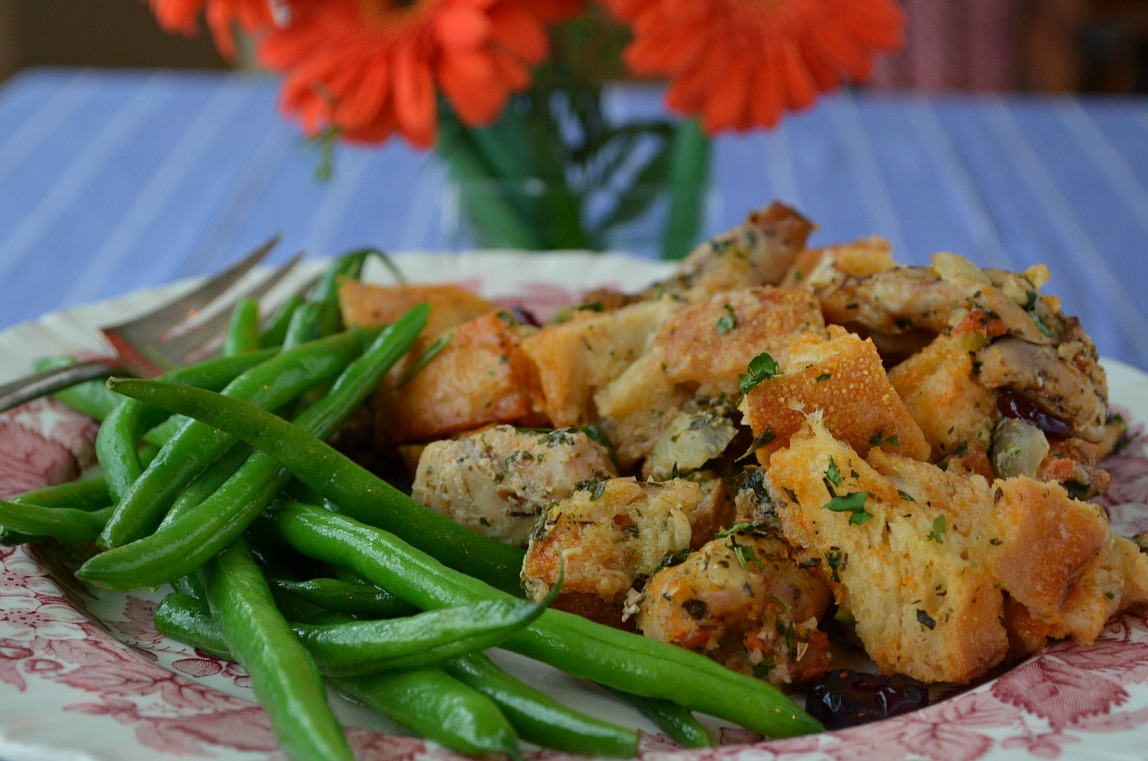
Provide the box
[2,252,1148,761]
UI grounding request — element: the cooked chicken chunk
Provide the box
[412,425,616,547]
[636,528,832,687]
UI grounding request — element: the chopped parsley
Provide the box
[825,457,843,487]
[573,479,606,501]
[823,492,872,525]
[738,352,781,397]
[868,430,900,447]
[738,426,776,461]
[927,515,947,544]
[716,303,737,334]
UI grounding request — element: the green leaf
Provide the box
[738,352,781,397]
[823,492,872,525]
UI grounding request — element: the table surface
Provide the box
[1,67,1146,370]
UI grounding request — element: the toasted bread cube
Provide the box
[339,280,497,338]
[518,299,679,427]
[768,418,1008,684]
[887,334,998,460]
[740,326,931,466]
[521,478,696,625]
[637,529,833,686]
[654,286,826,395]
[385,311,542,442]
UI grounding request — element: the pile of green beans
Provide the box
[1,252,822,761]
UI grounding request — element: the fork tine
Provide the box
[155,252,311,364]
[103,235,280,335]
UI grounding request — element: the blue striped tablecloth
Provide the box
[0,67,1145,369]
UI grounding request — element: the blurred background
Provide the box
[1,0,1146,94]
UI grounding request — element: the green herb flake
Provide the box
[898,489,916,503]
[716,304,737,334]
[927,515,947,544]
[816,372,832,382]
[823,492,872,525]
[738,352,781,397]
[868,430,900,447]
[916,609,937,630]
[825,457,843,488]
[826,548,847,582]
[573,479,606,501]
[738,426,775,461]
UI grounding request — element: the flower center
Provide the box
[358,0,427,28]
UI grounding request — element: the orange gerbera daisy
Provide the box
[604,0,905,133]
[147,0,275,60]
[258,0,584,148]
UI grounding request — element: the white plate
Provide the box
[2,252,1148,761]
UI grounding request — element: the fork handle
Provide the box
[0,358,128,414]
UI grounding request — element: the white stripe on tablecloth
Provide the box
[762,124,803,211]
[0,73,170,288]
[0,71,94,173]
[827,95,911,259]
[909,101,1013,269]
[1059,102,1148,232]
[988,101,1148,359]
[62,81,250,306]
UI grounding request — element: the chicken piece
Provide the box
[411,425,617,547]
[645,201,814,302]
[975,337,1108,442]
[596,286,826,469]
[518,298,681,428]
[767,416,1009,684]
[739,325,931,467]
[521,478,696,625]
[635,528,833,687]
[379,310,544,443]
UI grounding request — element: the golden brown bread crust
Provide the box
[768,417,1008,684]
[741,326,931,467]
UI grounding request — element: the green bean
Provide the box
[204,539,353,761]
[33,356,122,420]
[258,293,305,349]
[444,652,639,757]
[95,349,277,502]
[338,669,521,761]
[223,297,261,356]
[155,593,522,760]
[99,330,372,548]
[0,501,111,543]
[282,301,331,347]
[76,306,428,591]
[99,376,525,594]
[263,501,822,740]
[605,689,712,749]
[0,476,113,545]
[291,597,551,676]
[268,577,417,619]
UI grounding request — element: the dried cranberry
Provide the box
[805,669,929,729]
[996,391,1070,440]
[505,305,542,327]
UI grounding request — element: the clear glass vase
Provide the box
[440,175,722,260]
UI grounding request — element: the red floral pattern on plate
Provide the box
[2,261,1147,760]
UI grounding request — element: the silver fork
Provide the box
[0,236,311,413]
